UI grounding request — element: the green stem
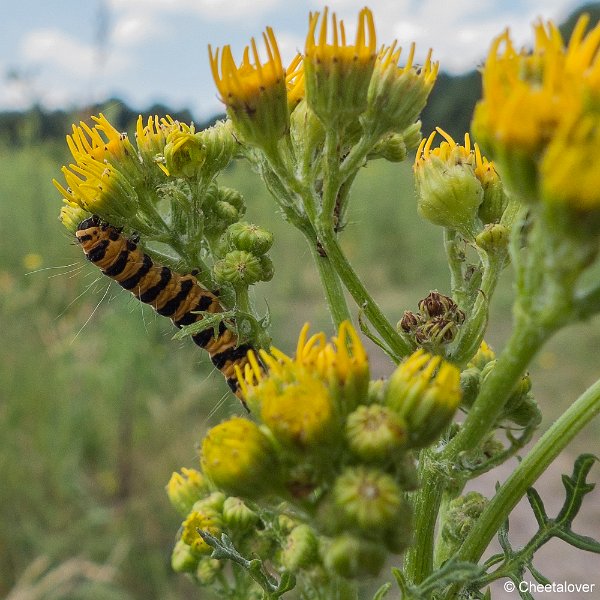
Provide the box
[404,450,444,584]
[307,236,352,328]
[317,226,412,360]
[444,229,467,306]
[450,378,600,594]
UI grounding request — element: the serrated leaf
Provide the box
[417,560,485,596]
[555,529,600,552]
[172,310,235,340]
[497,518,512,554]
[556,453,597,527]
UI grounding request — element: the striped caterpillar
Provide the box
[76,215,253,398]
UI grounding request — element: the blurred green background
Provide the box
[2,6,600,598]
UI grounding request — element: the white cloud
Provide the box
[112,13,164,47]
[21,29,96,77]
[109,0,282,21]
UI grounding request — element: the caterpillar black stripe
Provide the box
[76,215,254,398]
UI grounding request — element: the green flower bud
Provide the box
[322,534,387,578]
[478,173,508,224]
[200,417,280,498]
[222,496,259,531]
[385,349,461,448]
[332,467,404,532]
[364,44,437,138]
[197,119,238,174]
[192,491,226,514]
[401,121,424,153]
[164,130,206,178]
[166,467,210,516]
[171,539,199,573]
[214,200,240,224]
[442,491,488,545]
[258,255,274,282]
[304,8,377,128]
[277,514,300,536]
[345,405,407,461]
[218,186,245,211]
[368,133,407,163]
[366,379,387,405]
[468,340,496,371]
[196,558,223,585]
[290,100,326,166]
[281,524,319,570]
[227,221,274,255]
[475,223,509,254]
[213,250,264,287]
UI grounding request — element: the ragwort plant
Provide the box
[53,7,600,599]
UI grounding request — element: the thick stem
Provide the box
[403,450,444,584]
[450,378,600,594]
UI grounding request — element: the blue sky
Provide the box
[1,0,590,120]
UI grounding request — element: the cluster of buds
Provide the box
[167,322,462,588]
[53,112,275,324]
[400,291,465,350]
[460,341,541,429]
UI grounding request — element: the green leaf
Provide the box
[172,310,236,340]
[525,487,547,527]
[555,453,597,528]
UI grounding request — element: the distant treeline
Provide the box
[1,3,598,147]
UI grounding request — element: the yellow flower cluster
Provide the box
[208,7,437,146]
[473,15,600,208]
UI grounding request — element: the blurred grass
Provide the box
[1,136,599,599]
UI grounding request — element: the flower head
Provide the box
[167,467,209,516]
[237,321,369,416]
[414,128,506,235]
[304,7,377,126]
[200,417,280,498]
[385,349,461,448]
[209,28,289,149]
[365,41,438,136]
[472,15,600,203]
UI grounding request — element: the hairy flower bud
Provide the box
[281,524,319,570]
[222,496,259,530]
[213,250,264,287]
[171,539,199,573]
[322,534,387,578]
[332,466,405,532]
[227,221,274,255]
[181,507,223,556]
[385,349,461,448]
[164,129,206,178]
[200,417,280,498]
[345,405,407,461]
[166,467,209,516]
[196,558,223,585]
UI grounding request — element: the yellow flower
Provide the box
[181,508,223,556]
[414,129,488,236]
[166,467,209,516]
[200,417,279,498]
[304,7,377,126]
[67,113,134,163]
[135,114,183,169]
[365,40,438,136]
[209,28,288,150]
[385,349,461,448]
[472,15,600,202]
[541,113,600,209]
[53,155,137,223]
[237,321,369,414]
[286,53,305,110]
